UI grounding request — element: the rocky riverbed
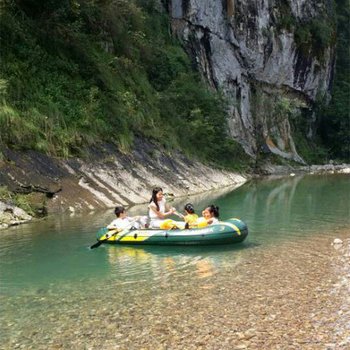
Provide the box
[258,163,350,176]
[1,227,349,350]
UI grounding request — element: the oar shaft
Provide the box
[90,229,119,249]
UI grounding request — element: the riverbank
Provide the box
[1,140,349,229]
[0,140,248,229]
[257,163,350,176]
[0,202,32,230]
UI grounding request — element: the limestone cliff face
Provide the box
[166,0,335,163]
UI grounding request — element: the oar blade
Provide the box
[89,228,119,249]
[90,240,104,249]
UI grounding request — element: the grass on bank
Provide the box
[0,0,249,170]
[0,186,45,216]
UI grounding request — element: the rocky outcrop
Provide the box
[256,163,350,176]
[0,201,32,229]
[167,0,335,163]
[0,139,247,219]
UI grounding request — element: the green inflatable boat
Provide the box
[93,218,248,246]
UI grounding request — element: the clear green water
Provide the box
[1,174,349,348]
[0,174,349,294]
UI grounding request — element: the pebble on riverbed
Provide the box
[332,238,343,245]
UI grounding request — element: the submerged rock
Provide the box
[333,238,343,245]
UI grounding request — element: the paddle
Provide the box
[90,229,119,249]
[90,218,140,249]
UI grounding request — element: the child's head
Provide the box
[114,206,126,218]
[184,203,195,214]
[202,205,219,219]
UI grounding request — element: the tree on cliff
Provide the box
[0,0,247,168]
[319,0,350,160]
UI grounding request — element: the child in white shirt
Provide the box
[107,206,148,230]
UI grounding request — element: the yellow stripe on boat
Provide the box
[219,222,241,235]
[107,235,119,241]
[119,234,149,242]
[101,229,125,241]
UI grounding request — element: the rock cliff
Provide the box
[166,0,335,163]
[0,139,247,221]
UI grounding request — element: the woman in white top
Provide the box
[148,187,176,228]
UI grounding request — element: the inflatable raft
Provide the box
[95,218,248,246]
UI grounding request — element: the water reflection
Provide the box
[105,244,246,285]
[218,174,350,241]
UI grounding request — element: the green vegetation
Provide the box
[252,89,296,151]
[291,104,330,164]
[275,0,348,162]
[0,0,247,168]
[295,18,335,57]
[0,0,347,172]
[317,0,350,160]
[275,0,336,59]
[0,186,45,216]
[275,0,296,32]
[251,88,327,164]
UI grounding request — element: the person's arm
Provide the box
[149,203,174,219]
[123,217,139,229]
[164,201,176,216]
[174,211,184,219]
[207,217,219,225]
[107,219,117,230]
[107,220,127,230]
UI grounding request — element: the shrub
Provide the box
[0,0,250,169]
[295,18,335,57]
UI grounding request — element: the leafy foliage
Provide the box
[0,186,42,216]
[295,18,335,57]
[0,0,247,168]
[317,0,350,160]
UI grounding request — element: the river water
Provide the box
[0,174,349,349]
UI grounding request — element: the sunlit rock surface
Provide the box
[0,141,247,215]
[167,0,335,163]
[0,201,32,229]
